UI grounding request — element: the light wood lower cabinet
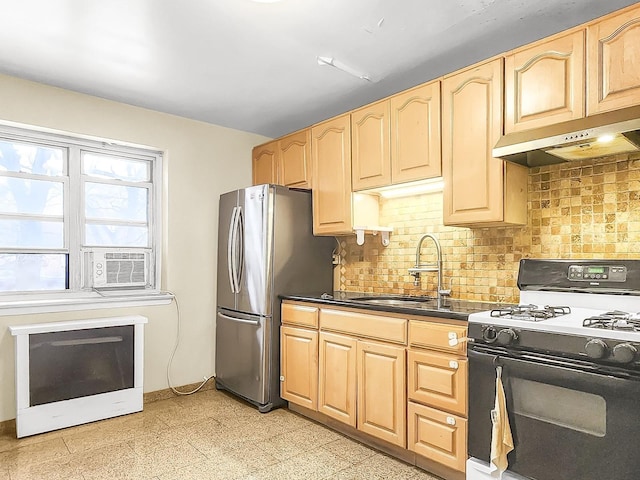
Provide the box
[408,349,467,417]
[280,301,467,478]
[358,340,406,447]
[318,332,357,426]
[280,326,318,410]
[408,401,467,473]
[407,318,468,473]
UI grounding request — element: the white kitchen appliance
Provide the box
[467,259,640,480]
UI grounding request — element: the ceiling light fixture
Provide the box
[317,56,373,82]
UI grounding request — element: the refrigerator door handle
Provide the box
[235,206,244,293]
[227,206,238,294]
[217,311,260,326]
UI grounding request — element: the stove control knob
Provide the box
[482,326,498,343]
[585,339,608,359]
[496,328,518,346]
[612,343,638,364]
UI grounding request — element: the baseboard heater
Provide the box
[9,315,147,438]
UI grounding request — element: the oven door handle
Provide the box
[469,346,640,392]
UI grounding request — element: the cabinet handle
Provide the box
[280,376,285,382]
[449,360,459,370]
[448,333,469,347]
[446,416,456,426]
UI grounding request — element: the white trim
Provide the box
[0,291,173,316]
[16,388,144,438]
[9,314,148,335]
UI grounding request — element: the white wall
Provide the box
[0,74,270,422]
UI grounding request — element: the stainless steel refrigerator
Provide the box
[215,184,334,412]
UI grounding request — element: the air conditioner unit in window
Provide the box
[90,249,149,289]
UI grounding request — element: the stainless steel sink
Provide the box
[348,295,436,307]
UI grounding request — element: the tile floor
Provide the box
[0,389,444,480]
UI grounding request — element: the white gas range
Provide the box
[465,259,640,480]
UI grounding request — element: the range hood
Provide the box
[493,105,640,167]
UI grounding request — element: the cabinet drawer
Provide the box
[408,401,467,473]
[282,302,319,328]
[320,308,407,344]
[408,349,467,416]
[409,320,467,354]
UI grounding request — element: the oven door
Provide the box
[469,345,640,480]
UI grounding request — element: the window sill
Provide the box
[0,290,174,316]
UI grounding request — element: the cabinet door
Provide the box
[357,340,406,447]
[408,401,467,473]
[311,115,353,235]
[278,130,311,188]
[408,349,467,416]
[280,326,318,410]
[252,141,278,185]
[318,332,357,427]
[390,81,442,183]
[505,30,585,133]
[442,59,527,226]
[351,100,391,190]
[587,4,640,114]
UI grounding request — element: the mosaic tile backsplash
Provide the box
[338,153,640,304]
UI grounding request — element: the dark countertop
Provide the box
[280,291,508,322]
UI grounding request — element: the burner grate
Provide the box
[583,311,640,331]
[490,304,571,321]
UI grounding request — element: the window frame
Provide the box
[0,123,164,304]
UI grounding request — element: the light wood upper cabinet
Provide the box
[252,140,278,185]
[442,59,528,226]
[278,129,311,188]
[390,81,442,183]
[311,114,353,235]
[505,30,585,133]
[318,331,357,427]
[280,325,318,411]
[351,81,442,192]
[351,100,391,190]
[357,340,406,447]
[587,3,640,115]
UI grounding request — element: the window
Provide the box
[0,125,162,295]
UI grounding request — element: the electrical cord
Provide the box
[165,290,214,395]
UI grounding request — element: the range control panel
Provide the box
[568,265,627,282]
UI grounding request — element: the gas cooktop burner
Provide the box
[583,311,640,331]
[490,304,572,321]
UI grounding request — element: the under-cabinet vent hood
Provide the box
[493,105,640,167]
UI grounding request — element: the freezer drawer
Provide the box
[215,309,270,406]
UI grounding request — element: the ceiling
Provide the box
[0,0,638,138]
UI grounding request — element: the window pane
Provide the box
[85,224,148,247]
[85,182,147,222]
[83,153,150,182]
[0,254,67,291]
[0,219,64,248]
[0,177,64,216]
[0,140,64,176]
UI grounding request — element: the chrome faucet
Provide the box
[408,233,449,308]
